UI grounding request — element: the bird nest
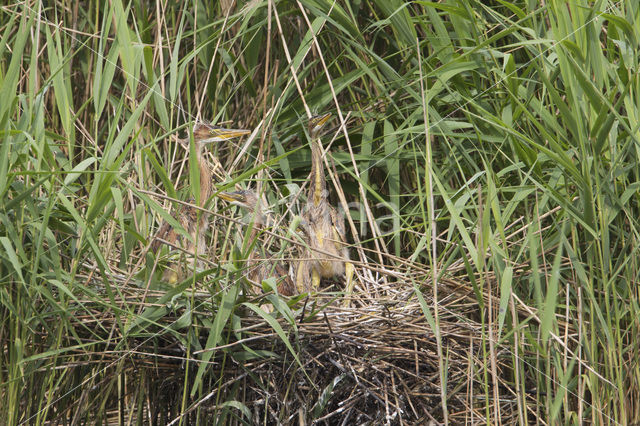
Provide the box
[72,258,533,425]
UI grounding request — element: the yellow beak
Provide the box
[312,112,332,128]
[195,125,251,143]
[218,191,246,203]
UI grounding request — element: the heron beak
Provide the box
[199,127,251,143]
[218,191,246,204]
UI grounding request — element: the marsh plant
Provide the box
[1,0,639,424]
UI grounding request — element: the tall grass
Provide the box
[1,0,639,423]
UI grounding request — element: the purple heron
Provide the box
[218,189,296,296]
[296,113,354,297]
[151,123,251,284]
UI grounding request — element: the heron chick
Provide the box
[219,189,296,296]
[151,123,250,284]
[296,113,355,299]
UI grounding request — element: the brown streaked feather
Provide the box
[151,220,173,253]
[246,257,296,296]
[219,189,297,296]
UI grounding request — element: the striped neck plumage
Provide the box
[310,136,326,208]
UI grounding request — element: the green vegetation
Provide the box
[1,0,639,423]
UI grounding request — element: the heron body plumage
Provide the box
[218,190,296,296]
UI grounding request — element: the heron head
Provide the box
[179,123,251,149]
[218,189,260,211]
[307,113,332,139]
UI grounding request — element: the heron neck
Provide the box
[246,206,268,265]
[198,152,212,207]
[309,136,326,207]
[248,205,268,231]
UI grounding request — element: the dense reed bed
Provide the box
[1,1,639,423]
